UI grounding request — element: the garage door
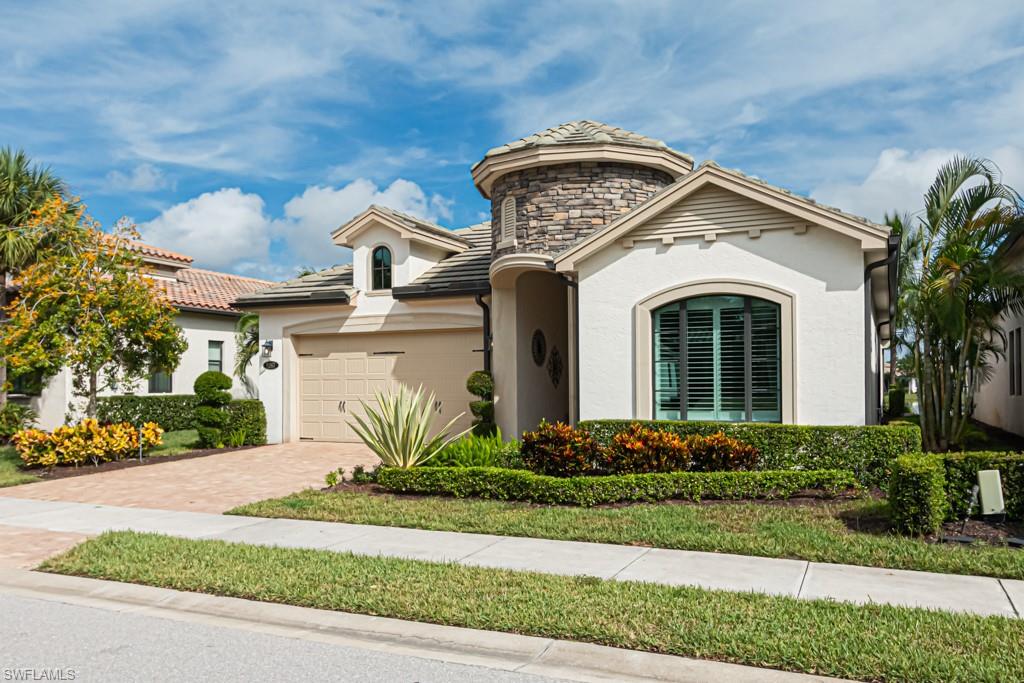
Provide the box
[297,329,482,442]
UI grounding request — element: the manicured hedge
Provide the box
[580,420,921,488]
[225,400,267,446]
[96,394,266,446]
[943,452,1024,520]
[888,454,948,535]
[888,451,1024,534]
[376,466,858,507]
[97,395,197,432]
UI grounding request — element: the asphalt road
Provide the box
[0,594,565,683]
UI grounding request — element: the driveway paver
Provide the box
[0,442,377,512]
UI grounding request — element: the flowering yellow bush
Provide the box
[13,420,163,468]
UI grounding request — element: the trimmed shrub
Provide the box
[888,454,948,535]
[14,420,163,468]
[224,399,267,446]
[194,371,233,447]
[426,430,505,468]
[97,394,197,431]
[886,387,906,418]
[942,452,1024,520]
[521,420,604,477]
[466,371,496,436]
[580,420,921,487]
[685,432,760,472]
[376,466,859,507]
[0,402,37,443]
[606,423,690,474]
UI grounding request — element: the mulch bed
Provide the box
[24,445,256,481]
[938,517,1024,545]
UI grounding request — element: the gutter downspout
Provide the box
[474,294,492,374]
[864,235,900,423]
[560,274,580,425]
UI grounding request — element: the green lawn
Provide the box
[230,489,1024,579]
[148,429,199,457]
[43,531,1024,683]
[0,445,39,488]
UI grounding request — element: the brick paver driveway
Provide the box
[0,442,377,513]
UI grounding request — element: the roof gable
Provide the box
[554,163,891,271]
[331,205,471,252]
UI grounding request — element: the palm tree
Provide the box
[0,148,67,406]
[234,312,260,397]
[898,156,1024,450]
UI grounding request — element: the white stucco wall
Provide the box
[576,226,868,425]
[29,311,255,430]
[974,243,1024,435]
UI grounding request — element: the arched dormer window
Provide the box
[371,246,392,290]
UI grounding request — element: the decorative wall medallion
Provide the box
[547,346,563,387]
[531,329,547,366]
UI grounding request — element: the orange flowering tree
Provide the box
[0,197,186,419]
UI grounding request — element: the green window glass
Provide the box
[148,370,172,394]
[653,295,781,422]
[372,246,392,290]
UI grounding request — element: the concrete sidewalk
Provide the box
[0,496,1020,619]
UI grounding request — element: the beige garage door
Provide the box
[297,329,482,442]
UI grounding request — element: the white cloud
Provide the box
[138,188,271,270]
[328,147,432,182]
[103,163,170,192]
[811,146,1024,222]
[275,178,454,265]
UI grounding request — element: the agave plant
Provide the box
[348,383,467,468]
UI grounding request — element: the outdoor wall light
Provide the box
[261,339,274,357]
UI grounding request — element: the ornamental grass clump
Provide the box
[13,419,162,468]
[348,383,467,469]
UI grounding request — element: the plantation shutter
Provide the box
[653,295,781,422]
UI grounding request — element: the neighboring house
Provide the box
[237,120,897,444]
[15,242,272,430]
[973,235,1024,436]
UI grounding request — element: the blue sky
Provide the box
[3,1,1023,280]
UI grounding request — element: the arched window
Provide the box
[653,294,781,422]
[371,246,392,290]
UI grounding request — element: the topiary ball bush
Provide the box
[194,371,232,407]
[466,371,494,400]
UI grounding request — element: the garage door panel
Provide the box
[296,330,480,443]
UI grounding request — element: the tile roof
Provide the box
[233,264,356,308]
[152,268,273,314]
[474,120,693,169]
[393,222,492,298]
[123,239,194,265]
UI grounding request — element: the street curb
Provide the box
[0,568,845,683]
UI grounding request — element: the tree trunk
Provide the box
[86,371,98,419]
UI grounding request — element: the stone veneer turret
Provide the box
[489,161,673,258]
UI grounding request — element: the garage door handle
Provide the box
[434,400,442,414]
[338,400,346,413]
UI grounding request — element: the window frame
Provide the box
[654,294,781,423]
[148,369,173,394]
[370,245,393,291]
[208,340,224,373]
[635,280,796,422]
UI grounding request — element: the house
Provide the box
[973,235,1024,436]
[237,121,898,444]
[17,242,272,430]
